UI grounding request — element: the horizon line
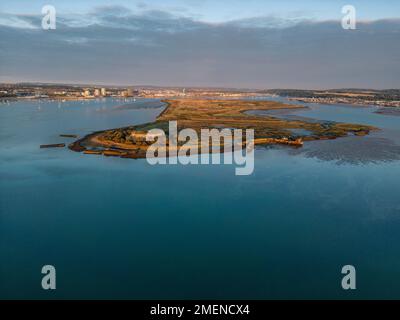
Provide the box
[1,81,399,92]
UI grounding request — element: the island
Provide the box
[68,99,376,159]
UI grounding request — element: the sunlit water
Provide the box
[0,97,399,299]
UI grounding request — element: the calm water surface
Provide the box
[0,97,399,299]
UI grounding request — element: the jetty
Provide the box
[60,134,78,138]
[40,143,66,149]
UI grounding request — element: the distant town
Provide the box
[0,83,140,100]
[0,83,399,108]
[0,83,261,101]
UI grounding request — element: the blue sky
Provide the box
[0,1,399,88]
[2,0,400,22]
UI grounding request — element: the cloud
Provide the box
[0,7,399,89]
[0,12,39,29]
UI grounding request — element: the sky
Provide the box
[0,0,399,89]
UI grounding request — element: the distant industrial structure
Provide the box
[82,87,113,98]
[120,88,135,97]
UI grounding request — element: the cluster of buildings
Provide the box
[82,88,106,97]
[138,88,258,98]
[0,84,138,100]
[1,83,259,100]
[2,84,399,108]
[82,87,135,98]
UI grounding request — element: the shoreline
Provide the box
[3,95,399,110]
[288,97,400,108]
[68,98,376,160]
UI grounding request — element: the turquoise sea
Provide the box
[0,97,399,299]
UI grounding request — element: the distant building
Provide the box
[120,88,134,97]
[101,88,106,96]
[94,89,100,97]
[83,89,91,97]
